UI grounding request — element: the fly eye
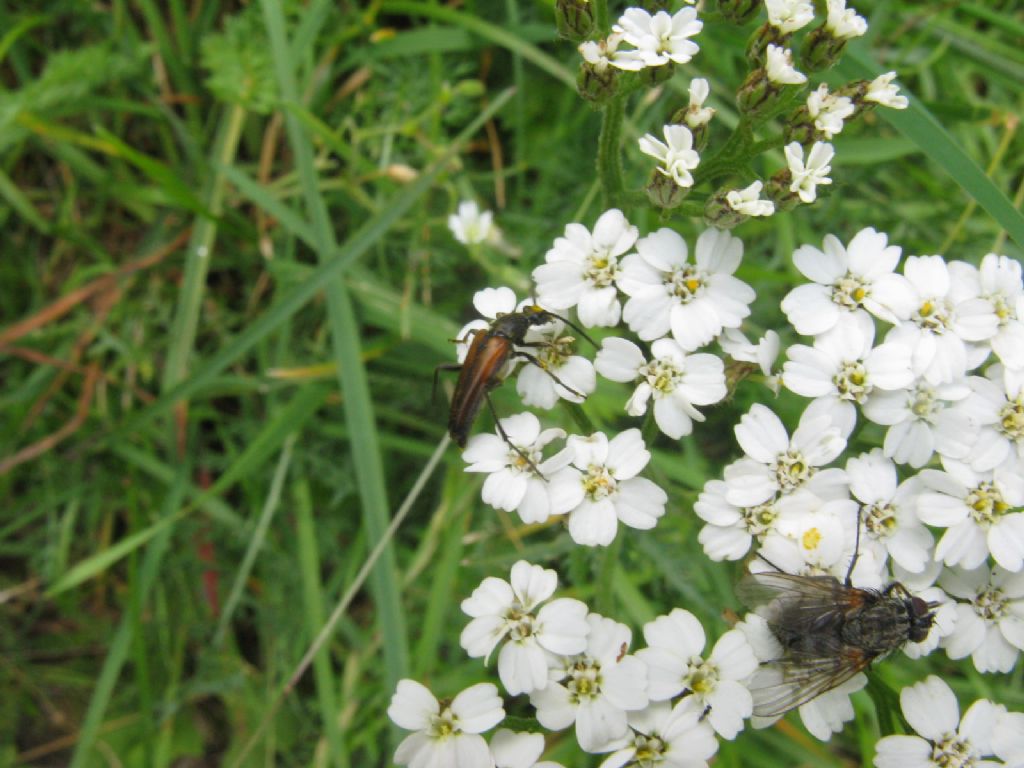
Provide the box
[910,596,929,616]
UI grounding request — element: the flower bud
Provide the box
[704,190,746,230]
[555,0,594,42]
[718,0,761,25]
[783,104,816,144]
[800,26,847,71]
[646,169,687,210]
[765,169,802,212]
[639,60,676,88]
[577,60,618,104]
[746,22,789,64]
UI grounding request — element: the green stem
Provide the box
[593,0,609,33]
[597,93,626,208]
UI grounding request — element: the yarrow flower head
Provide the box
[462,413,574,523]
[460,561,590,695]
[940,564,1024,673]
[806,83,855,139]
[683,78,714,128]
[548,430,668,546]
[825,0,868,39]
[977,252,1024,370]
[864,71,909,109]
[529,614,649,752]
[611,7,703,70]
[449,200,496,245]
[388,680,505,768]
[595,698,719,768]
[781,227,906,336]
[765,0,815,34]
[637,608,758,739]
[873,676,1001,768]
[516,317,597,409]
[618,227,754,350]
[725,180,775,217]
[489,729,566,768]
[594,336,727,439]
[534,209,638,327]
[784,141,834,203]
[579,32,624,74]
[765,44,807,85]
[638,124,700,188]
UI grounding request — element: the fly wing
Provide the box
[737,570,858,630]
[748,646,873,718]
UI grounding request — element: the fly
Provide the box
[434,304,595,473]
[736,555,936,718]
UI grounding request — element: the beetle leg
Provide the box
[514,351,587,400]
[484,392,547,481]
[433,363,462,403]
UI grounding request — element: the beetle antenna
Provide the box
[548,311,598,349]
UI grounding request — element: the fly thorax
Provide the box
[998,394,1024,443]
[428,703,463,739]
[973,585,1008,621]
[566,660,602,702]
[830,273,868,310]
[929,734,977,768]
[912,297,953,334]
[666,264,705,303]
[773,450,815,492]
[864,502,898,539]
[965,481,1009,529]
[742,501,778,537]
[584,251,620,288]
[833,359,871,402]
[685,657,718,695]
[582,465,617,500]
[640,358,683,397]
[632,732,667,764]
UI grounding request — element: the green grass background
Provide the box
[1,0,1023,765]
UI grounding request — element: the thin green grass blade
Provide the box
[67,466,187,768]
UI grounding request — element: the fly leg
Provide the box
[844,506,863,587]
[513,349,588,400]
[483,391,546,480]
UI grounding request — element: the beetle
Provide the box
[435,304,595,471]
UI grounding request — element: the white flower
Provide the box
[889,571,958,659]
[490,729,566,768]
[611,7,703,70]
[533,209,638,327]
[530,614,649,753]
[978,252,1024,369]
[596,699,719,768]
[449,200,496,245]
[725,180,775,217]
[719,328,780,380]
[862,377,975,468]
[956,370,1024,473]
[765,0,815,33]
[846,449,933,573]
[723,403,848,507]
[696,483,812,562]
[685,78,714,128]
[940,564,1024,673]
[618,227,755,350]
[579,33,624,74]
[638,124,700,188]
[992,708,1024,766]
[917,461,1024,571]
[825,0,867,39]
[463,413,573,523]
[594,336,727,439]
[548,430,668,546]
[765,44,807,85]
[782,310,914,434]
[781,227,907,336]
[460,561,590,695]
[806,83,855,139]
[865,71,909,109]
[784,141,833,203]
[389,680,504,768]
[881,256,999,385]
[873,676,999,768]
[637,609,757,739]
[517,317,597,409]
